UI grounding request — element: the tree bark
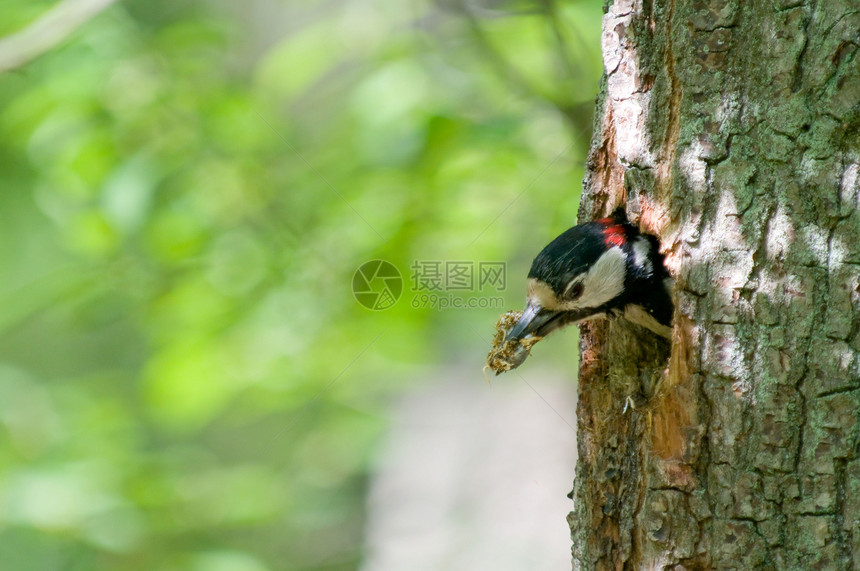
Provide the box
[569,0,860,569]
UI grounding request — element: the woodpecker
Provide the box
[498,208,673,371]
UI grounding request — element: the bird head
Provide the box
[503,208,671,357]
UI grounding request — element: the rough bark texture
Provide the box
[569,0,860,569]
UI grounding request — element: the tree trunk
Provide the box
[569,0,860,569]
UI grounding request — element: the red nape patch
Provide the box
[603,225,626,247]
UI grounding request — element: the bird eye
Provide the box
[568,282,584,299]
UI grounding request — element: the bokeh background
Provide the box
[0,1,603,569]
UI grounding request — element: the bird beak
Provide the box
[504,302,598,343]
[504,302,560,342]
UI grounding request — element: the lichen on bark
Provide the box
[570,0,860,569]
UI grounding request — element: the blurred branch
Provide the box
[0,0,119,74]
[453,0,561,108]
[541,0,594,140]
[453,0,592,138]
[542,0,580,85]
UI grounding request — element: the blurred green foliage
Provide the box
[0,0,602,569]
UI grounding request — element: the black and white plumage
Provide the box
[503,208,673,368]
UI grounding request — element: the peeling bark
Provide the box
[570,0,860,569]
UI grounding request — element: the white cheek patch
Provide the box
[560,246,627,310]
[624,305,672,338]
[632,236,653,274]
